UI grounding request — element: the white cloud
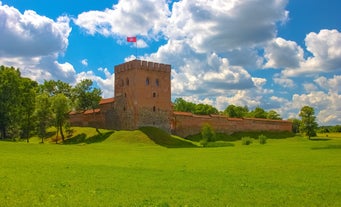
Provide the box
[282,29,341,76]
[273,76,295,88]
[264,37,304,68]
[166,0,288,53]
[0,3,74,83]
[0,5,70,57]
[81,59,88,66]
[74,0,170,39]
[76,68,115,98]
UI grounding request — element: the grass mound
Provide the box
[139,127,198,148]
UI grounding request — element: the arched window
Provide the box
[126,78,129,86]
[146,77,150,85]
[153,92,156,98]
[153,106,156,112]
[155,79,159,87]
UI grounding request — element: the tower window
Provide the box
[155,79,159,87]
[126,78,129,86]
[153,106,156,112]
[153,92,156,98]
[146,77,150,85]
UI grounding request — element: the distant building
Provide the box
[69,59,292,137]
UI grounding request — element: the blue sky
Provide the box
[0,0,340,125]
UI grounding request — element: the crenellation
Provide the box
[71,59,292,136]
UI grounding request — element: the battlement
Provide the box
[115,59,171,73]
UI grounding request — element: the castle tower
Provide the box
[113,59,172,131]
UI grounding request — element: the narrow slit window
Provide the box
[146,77,150,85]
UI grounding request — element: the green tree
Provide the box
[224,105,248,118]
[35,93,53,143]
[194,103,218,115]
[173,98,196,113]
[200,123,216,146]
[73,79,102,112]
[267,110,282,120]
[51,93,71,142]
[39,80,73,99]
[299,106,318,139]
[224,105,237,117]
[73,79,102,134]
[20,78,38,142]
[249,106,267,118]
[289,118,301,133]
[0,66,22,139]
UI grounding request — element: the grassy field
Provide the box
[0,128,340,206]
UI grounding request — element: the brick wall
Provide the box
[171,112,292,137]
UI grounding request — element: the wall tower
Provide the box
[114,59,172,131]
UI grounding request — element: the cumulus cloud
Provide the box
[166,0,288,52]
[264,37,304,68]
[0,5,70,57]
[282,29,341,76]
[74,0,170,38]
[289,75,341,125]
[273,76,295,88]
[76,68,115,98]
[81,59,88,66]
[0,3,75,82]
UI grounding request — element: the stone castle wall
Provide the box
[69,60,292,137]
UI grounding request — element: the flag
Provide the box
[127,36,137,42]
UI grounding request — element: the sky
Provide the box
[0,0,340,125]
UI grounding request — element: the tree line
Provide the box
[173,98,282,119]
[0,66,102,142]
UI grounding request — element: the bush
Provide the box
[200,123,216,147]
[241,136,253,145]
[258,134,267,144]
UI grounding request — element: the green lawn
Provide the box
[0,129,340,206]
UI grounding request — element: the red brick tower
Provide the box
[114,60,172,131]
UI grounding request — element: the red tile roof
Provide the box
[83,108,100,114]
[100,97,115,105]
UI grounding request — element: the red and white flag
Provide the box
[127,36,137,42]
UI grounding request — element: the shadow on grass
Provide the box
[140,127,198,148]
[310,138,331,141]
[63,131,114,145]
[311,144,341,150]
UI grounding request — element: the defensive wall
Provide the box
[171,111,292,137]
[69,59,293,137]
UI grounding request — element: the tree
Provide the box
[249,106,267,118]
[73,79,102,134]
[35,93,53,143]
[39,80,73,99]
[224,105,248,118]
[20,78,38,142]
[200,123,216,146]
[51,93,70,142]
[194,103,218,115]
[173,98,196,113]
[73,79,102,112]
[299,106,318,139]
[267,110,282,120]
[289,118,301,133]
[0,66,22,139]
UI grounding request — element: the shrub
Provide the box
[241,136,253,145]
[258,134,267,144]
[200,123,216,147]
